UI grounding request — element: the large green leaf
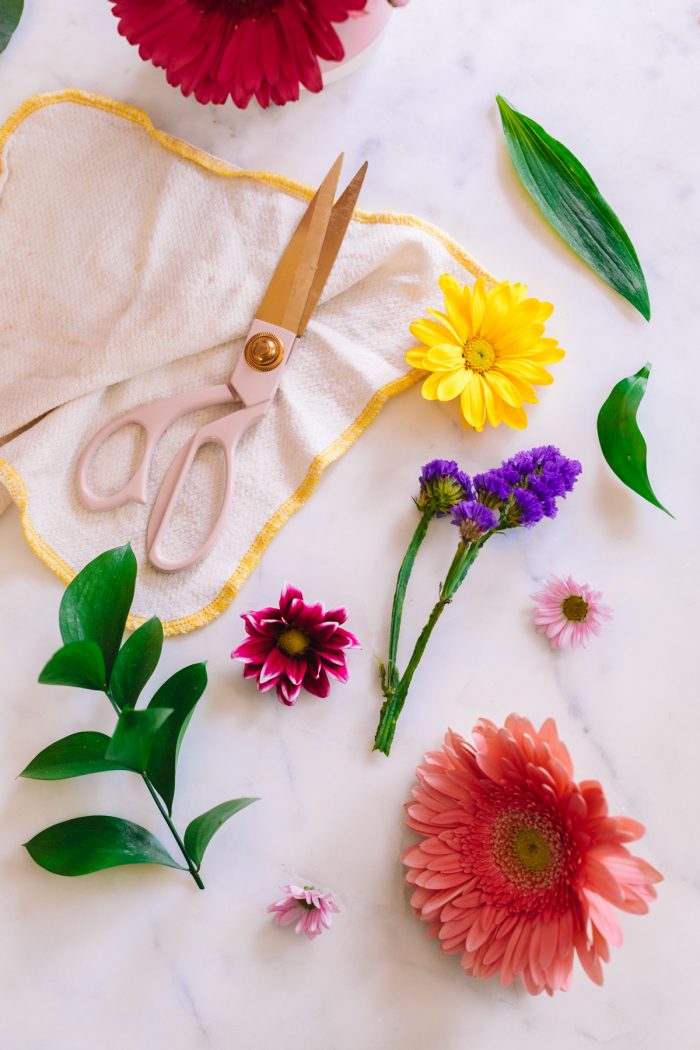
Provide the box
[147,663,207,814]
[59,545,137,678]
[109,616,163,710]
[24,816,182,876]
[496,96,650,320]
[0,0,23,54]
[19,732,130,780]
[597,362,671,516]
[184,798,258,869]
[105,708,172,773]
[38,640,106,691]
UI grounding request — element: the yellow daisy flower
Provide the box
[406,275,565,432]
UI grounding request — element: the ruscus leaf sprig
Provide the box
[21,544,257,889]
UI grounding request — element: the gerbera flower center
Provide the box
[492,810,564,890]
[562,595,589,622]
[277,627,310,656]
[462,337,496,373]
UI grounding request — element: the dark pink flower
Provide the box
[232,584,359,706]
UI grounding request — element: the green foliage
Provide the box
[109,616,163,709]
[24,817,182,876]
[597,362,672,516]
[185,799,259,868]
[496,96,650,320]
[38,641,106,691]
[22,545,256,888]
[20,732,127,780]
[0,0,23,54]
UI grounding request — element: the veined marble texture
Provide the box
[0,1,698,1048]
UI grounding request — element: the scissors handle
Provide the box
[146,401,268,572]
[76,384,236,511]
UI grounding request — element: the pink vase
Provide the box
[320,0,394,85]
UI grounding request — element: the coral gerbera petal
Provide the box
[408,276,564,432]
[110,0,367,109]
[403,717,661,995]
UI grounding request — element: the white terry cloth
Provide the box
[0,91,495,635]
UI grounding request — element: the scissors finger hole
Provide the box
[84,422,147,498]
[154,440,227,565]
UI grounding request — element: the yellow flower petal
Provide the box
[409,317,455,348]
[460,372,486,430]
[406,347,428,368]
[499,400,529,429]
[421,372,443,400]
[424,343,464,370]
[425,308,463,345]
[482,376,503,427]
[437,368,470,400]
[497,359,554,385]
[483,369,525,407]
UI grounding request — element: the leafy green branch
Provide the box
[20,544,257,889]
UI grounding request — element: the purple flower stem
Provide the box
[384,509,432,693]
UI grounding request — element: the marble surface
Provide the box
[1,1,699,1047]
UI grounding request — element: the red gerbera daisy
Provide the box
[231,584,359,705]
[110,0,368,108]
[403,716,661,995]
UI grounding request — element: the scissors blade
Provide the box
[296,161,367,337]
[256,155,344,334]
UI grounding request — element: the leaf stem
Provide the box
[104,690,204,889]
[386,510,432,690]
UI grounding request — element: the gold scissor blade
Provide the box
[257,155,344,333]
[296,161,367,337]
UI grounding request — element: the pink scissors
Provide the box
[76,156,367,572]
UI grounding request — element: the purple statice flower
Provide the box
[473,469,512,509]
[451,500,498,542]
[510,488,545,527]
[416,459,473,517]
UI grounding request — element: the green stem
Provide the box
[373,541,482,756]
[104,689,204,890]
[386,510,432,690]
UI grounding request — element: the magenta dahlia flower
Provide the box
[232,584,359,705]
[268,883,339,938]
[110,0,368,109]
[403,716,661,995]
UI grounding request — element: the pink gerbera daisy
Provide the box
[403,716,661,995]
[231,584,359,706]
[268,883,340,939]
[532,574,613,649]
[109,0,367,109]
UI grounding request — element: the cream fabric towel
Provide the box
[0,91,494,634]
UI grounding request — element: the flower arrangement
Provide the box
[403,716,661,994]
[374,448,582,754]
[407,276,565,432]
[232,584,359,706]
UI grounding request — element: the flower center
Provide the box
[277,627,310,656]
[492,810,564,890]
[562,595,589,622]
[513,828,550,872]
[463,337,496,373]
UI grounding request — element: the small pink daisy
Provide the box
[268,884,340,940]
[531,574,613,649]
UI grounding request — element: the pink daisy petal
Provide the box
[532,574,613,650]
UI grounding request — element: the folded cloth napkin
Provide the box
[0,91,496,635]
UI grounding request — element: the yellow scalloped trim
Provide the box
[0,90,497,637]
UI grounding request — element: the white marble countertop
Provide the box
[1,1,698,1048]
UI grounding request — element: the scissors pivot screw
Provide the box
[244,332,284,372]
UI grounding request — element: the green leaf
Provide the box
[24,816,182,876]
[19,732,131,780]
[109,616,163,710]
[184,798,258,869]
[105,708,173,773]
[59,544,137,679]
[496,95,650,320]
[597,362,672,516]
[146,663,207,814]
[0,0,23,54]
[38,640,106,691]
